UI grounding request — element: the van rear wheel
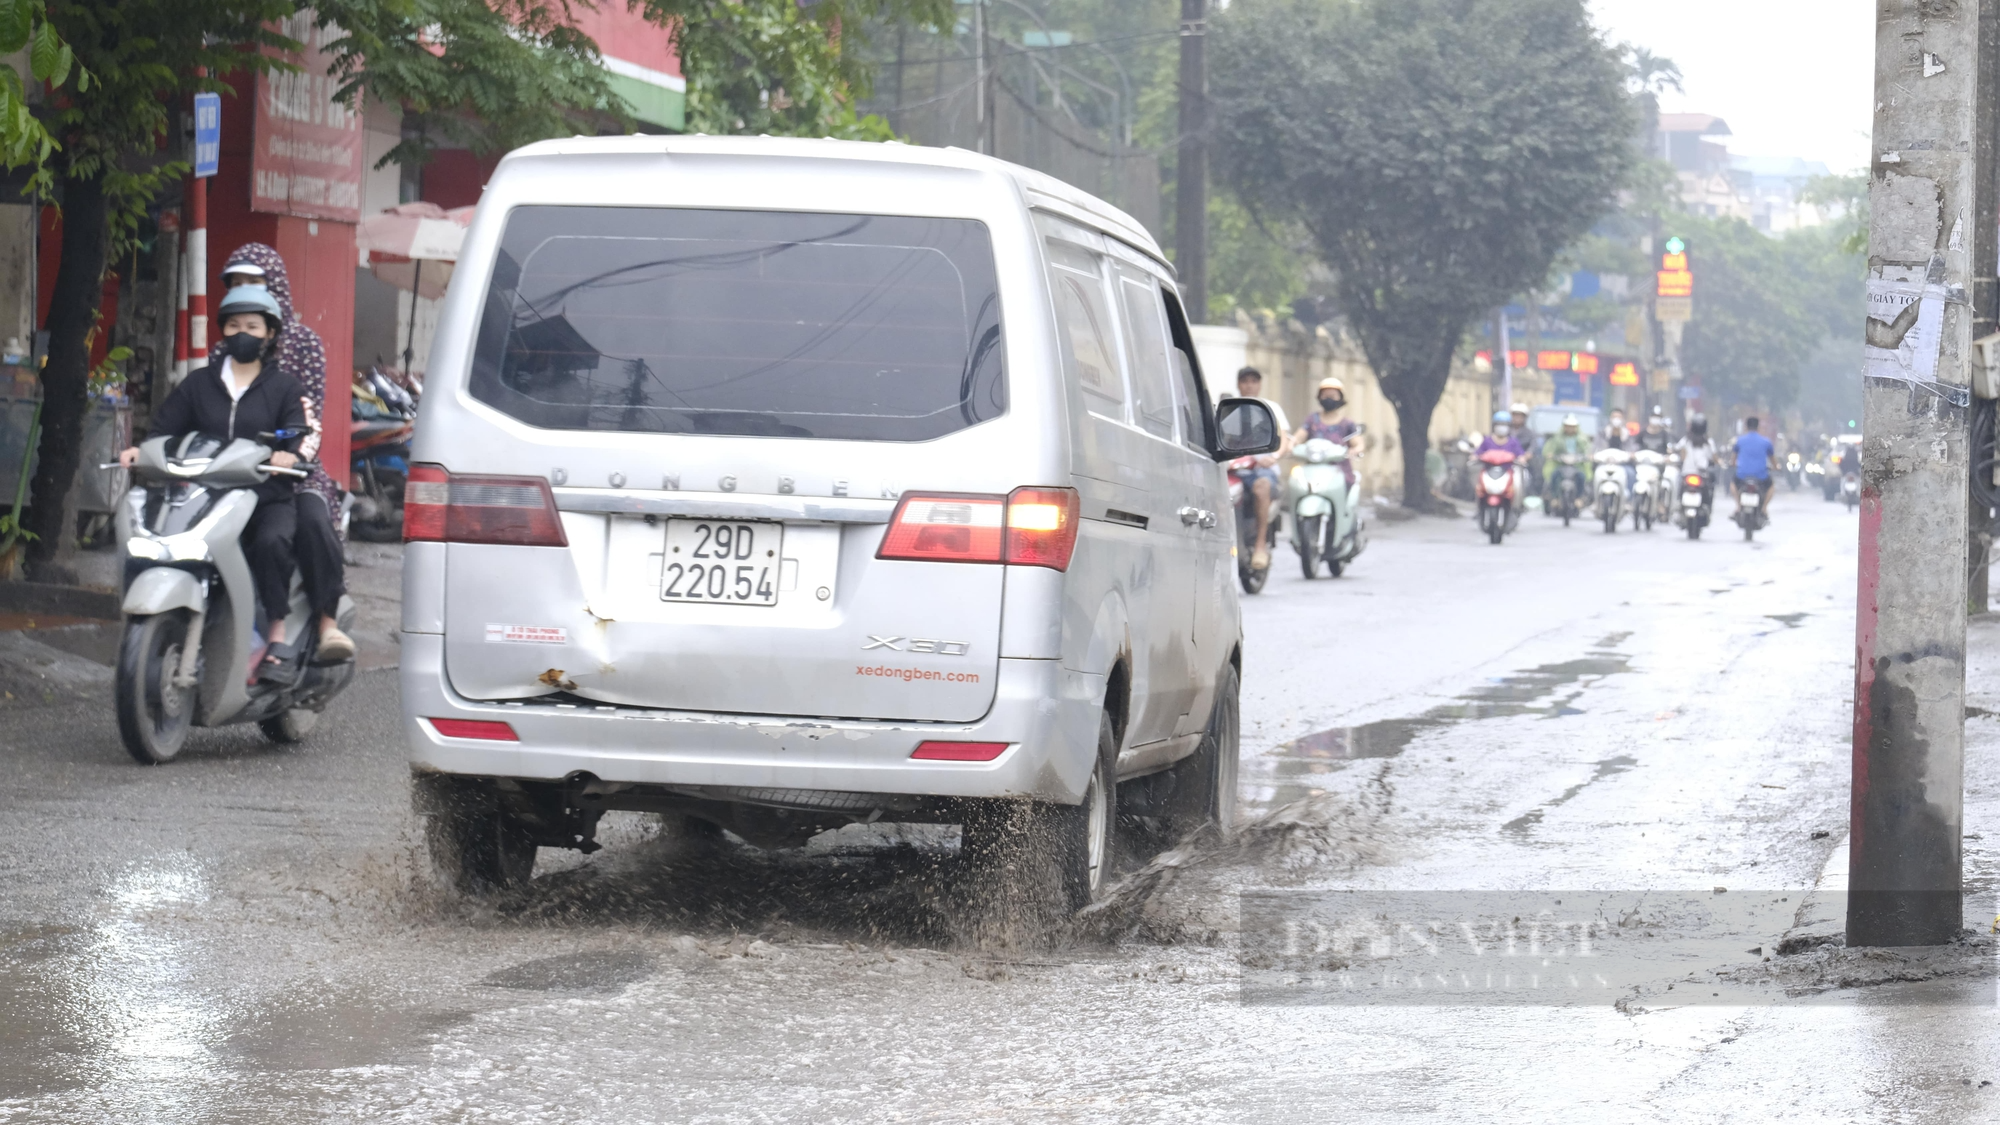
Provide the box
[426,793,538,895]
[961,712,1118,933]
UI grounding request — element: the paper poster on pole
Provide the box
[1864,262,1949,385]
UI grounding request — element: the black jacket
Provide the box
[150,360,310,502]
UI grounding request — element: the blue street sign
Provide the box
[193,93,220,179]
[1678,385,1703,400]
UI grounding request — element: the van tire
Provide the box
[426,794,538,895]
[1163,663,1242,841]
[961,711,1118,934]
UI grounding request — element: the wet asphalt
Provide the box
[2,487,1997,1123]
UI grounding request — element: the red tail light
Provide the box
[427,718,519,741]
[1003,486,1081,569]
[403,463,568,547]
[877,487,1080,571]
[911,741,1011,761]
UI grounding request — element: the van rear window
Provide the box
[467,207,1005,441]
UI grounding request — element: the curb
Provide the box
[0,581,121,621]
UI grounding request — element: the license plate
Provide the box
[661,520,783,605]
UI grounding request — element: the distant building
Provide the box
[1653,113,1833,232]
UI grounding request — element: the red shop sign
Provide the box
[252,14,363,222]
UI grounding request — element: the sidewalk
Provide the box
[0,541,403,708]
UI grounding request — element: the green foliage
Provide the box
[1801,171,1868,255]
[646,0,951,137]
[1677,216,1862,418]
[0,0,92,172]
[320,1,625,166]
[1210,0,1634,503]
[1204,189,1308,322]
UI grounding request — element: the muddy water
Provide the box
[1243,636,1632,811]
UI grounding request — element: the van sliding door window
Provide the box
[1044,240,1127,421]
[466,207,1005,441]
[1112,263,1177,441]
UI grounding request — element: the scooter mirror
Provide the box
[1214,397,1281,461]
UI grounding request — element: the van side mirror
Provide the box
[1214,397,1280,461]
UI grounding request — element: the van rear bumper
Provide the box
[400,632,1102,804]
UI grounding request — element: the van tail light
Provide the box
[427,718,519,741]
[403,463,568,547]
[877,487,1080,571]
[911,740,1010,761]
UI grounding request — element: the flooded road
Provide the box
[2,491,1996,1122]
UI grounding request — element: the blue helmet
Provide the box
[1492,410,1511,425]
[216,285,283,330]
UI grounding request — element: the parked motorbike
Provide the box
[1474,449,1519,545]
[1591,448,1629,534]
[1288,436,1366,579]
[1677,467,1713,540]
[1630,450,1666,531]
[1841,470,1860,511]
[1733,478,1770,541]
[1548,452,1587,526]
[1229,457,1281,594]
[110,433,357,764]
[347,367,418,542]
[1784,452,1803,490]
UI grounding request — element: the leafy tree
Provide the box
[647,0,950,137]
[1210,0,1634,509]
[0,0,90,173]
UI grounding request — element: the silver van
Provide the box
[400,136,1279,913]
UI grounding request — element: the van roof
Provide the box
[499,134,1167,268]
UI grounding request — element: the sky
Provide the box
[1589,0,1874,173]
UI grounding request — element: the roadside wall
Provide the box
[1192,312,1494,501]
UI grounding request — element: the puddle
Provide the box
[1765,613,1810,629]
[1245,647,1633,810]
[481,950,658,993]
[1502,754,1639,836]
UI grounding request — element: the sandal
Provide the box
[258,643,302,686]
[314,625,356,665]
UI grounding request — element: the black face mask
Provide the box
[222,332,265,363]
[1319,397,1345,411]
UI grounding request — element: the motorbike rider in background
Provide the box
[1235,367,1292,570]
[1294,376,1363,489]
[1732,415,1777,520]
[1673,413,1722,510]
[1636,406,1672,455]
[1541,414,1593,501]
[1476,410,1527,499]
[1507,402,1541,496]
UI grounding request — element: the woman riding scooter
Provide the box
[119,288,338,676]
[1293,377,1365,484]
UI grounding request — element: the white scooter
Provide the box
[112,433,357,764]
[1734,477,1771,541]
[1592,448,1629,534]
[1631,450,1667,531]
[1288,436,1367,578]
[1841,470,1860,511]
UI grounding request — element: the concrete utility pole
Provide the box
[1175,0,1208,321]
[1849,0,1998,947]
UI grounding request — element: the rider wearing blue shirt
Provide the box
[1733,416,1777,519]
